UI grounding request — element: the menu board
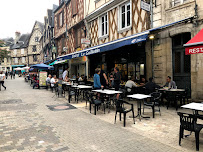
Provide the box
[39,71,47,86]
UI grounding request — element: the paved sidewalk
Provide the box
[0,77,193,151]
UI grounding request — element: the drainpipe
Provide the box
[150,0,154,78]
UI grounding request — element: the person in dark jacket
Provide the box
[144,77,160,94]
[113,67,121,99]
[97,66,108,89]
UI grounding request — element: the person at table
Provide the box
[51,75,58,88]
[72,74,76,79]
[113,67,121,100]
[140,76,148,86]
[0,71,6,90]
[62,68,69,81]
[97,66,108,89]
[163,76,176,89]
[125,76,137,93]
[46,74,52,85]
[144,77,160,94]
[33,76,39,89]
[78,75,84,81]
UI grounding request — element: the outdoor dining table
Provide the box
[158,88,185,104]
[127,94,151,121]
[181,102,203,118]
[92,89,123,112]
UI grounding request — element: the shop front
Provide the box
[56,31,149,80]
[88,42,146,82]
[69,56,87,77]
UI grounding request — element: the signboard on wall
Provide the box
[39,71,47,86]
[185,45,203,55]
[81,38,90,45]
[141,1,150,12]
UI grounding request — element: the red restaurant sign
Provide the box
[185,45,203,55]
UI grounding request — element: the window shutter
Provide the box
[57,14,59,28]
[62,10,64,26]
[72,0,78,16]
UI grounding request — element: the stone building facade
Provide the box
[10,32,30,67]
[149,0,203,100]
[28,21,44,65]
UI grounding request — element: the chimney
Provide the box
[15,31,21,44]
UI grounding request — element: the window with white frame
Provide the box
[171,0,189,7]
[99,14,108,37]
[22,57,25,63]
[15,58,18,63]
[119,2,131,30]
[14,49,17,55]
[21,49,24,55]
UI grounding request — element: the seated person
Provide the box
[163,76,176,89]
[140,77,148,86]
[143,77,160,94]
[125,76,137,93]
[33,77,39,89]
[50,75,58,88]
[78,75,84,81]
[72,74,76,79]
[46,74,52,85]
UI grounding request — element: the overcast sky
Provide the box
[0,0,58,39]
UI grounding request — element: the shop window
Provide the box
[119,2,131,30]
[99,13,108,37]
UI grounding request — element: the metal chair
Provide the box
[115,99,135,127]
[177,112,203,151]
[143,92,162,118]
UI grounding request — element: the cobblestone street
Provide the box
[0,77,201,152]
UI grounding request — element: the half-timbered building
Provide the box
[54,0,87,76]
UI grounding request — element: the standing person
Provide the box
[94,68,103,89]
[62,68,68,81]
[113,67,121,99]
[10,71,13,79]
[97,66,108,88]
[5,71,8,79]
[13,71,15,79]
[0,71,6,90]
[163,76,176,89]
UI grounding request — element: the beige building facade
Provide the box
[150,0,203,100]
[28,21,44,65]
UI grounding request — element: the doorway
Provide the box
[172,33,191,96]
